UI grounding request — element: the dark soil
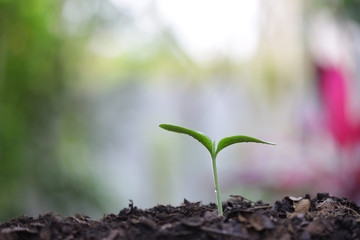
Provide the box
[1,193,360,240]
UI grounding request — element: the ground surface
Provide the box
[1,193,360,240]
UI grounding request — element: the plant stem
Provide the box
[211,154,223,215]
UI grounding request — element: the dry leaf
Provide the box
[294,199,310,213]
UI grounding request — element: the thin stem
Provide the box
[211,143,223,215]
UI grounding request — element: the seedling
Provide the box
[159,123,275,215]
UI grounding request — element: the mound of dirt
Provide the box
[1,193,360,239]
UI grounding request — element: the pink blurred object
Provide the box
[316,63,360,201]
[316,65,359,147]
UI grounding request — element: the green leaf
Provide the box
[216,135,275,156]
[159,124,213,154]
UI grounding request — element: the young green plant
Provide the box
[159,123,275,215]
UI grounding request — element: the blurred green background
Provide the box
[1,0,360,222]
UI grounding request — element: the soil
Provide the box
[1,193,360,240]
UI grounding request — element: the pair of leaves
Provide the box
[159,124,275,158]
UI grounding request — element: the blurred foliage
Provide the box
[340,0,360,23]
[0,0,109,221]
[310,0,360,23]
